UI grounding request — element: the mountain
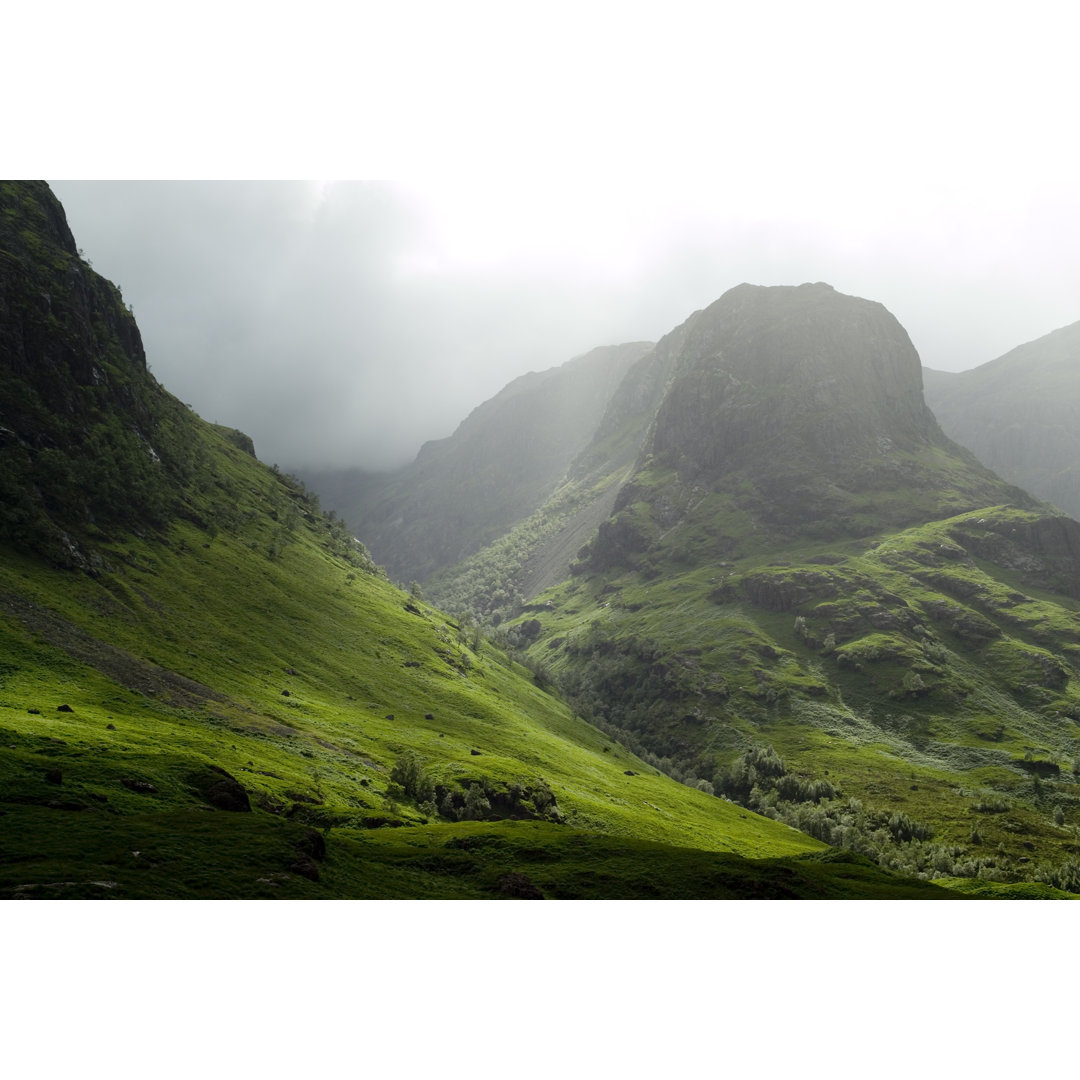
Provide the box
[923,320,1080,520]
[302,341,653,584]
[429,283,1080,891]
[427,284,1041,624]
[4,181,977,899]
[580,283,1042,572]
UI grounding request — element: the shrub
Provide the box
[390,751,435,805]
[462,782,491,820]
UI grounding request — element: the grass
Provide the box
[9,400,938,898]
[512,500,1080,890]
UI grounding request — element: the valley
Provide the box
[4,180,1080,898]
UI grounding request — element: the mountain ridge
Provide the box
[923,318,1080,520]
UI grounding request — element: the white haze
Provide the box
[26,1,1080,472]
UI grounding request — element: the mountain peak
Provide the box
[649,281,933,479]
[573,283,1041,567]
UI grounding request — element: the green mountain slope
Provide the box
[923,319,1080,520]
[2,181,976,899]
[495,284,1080,892]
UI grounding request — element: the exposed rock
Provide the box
[121,778,158,794]
[188,766,250,812]
[284,790,323,805]
[584,283,1040,572]
[289,857,320,882]
[497,871,544,899]
[206,777,251,812]
[296,828,327,861]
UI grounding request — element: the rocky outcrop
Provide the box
[650,283,956,476]
[0,181,202,562]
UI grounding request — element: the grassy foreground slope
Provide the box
[1,431,933,899]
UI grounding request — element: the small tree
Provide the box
[390,751,435,804]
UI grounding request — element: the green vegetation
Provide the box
[9,184,926,898]
[507,504,1080,889]
[4,185,1073,898]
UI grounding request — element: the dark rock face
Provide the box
[649,283,940,476]
[188,766,251,812]
[296,828,327,861]
[122,778,158,794]
[0,181,204,565]
[580,283,1043,571]
[289,857,320,881]
[497,871,544,899]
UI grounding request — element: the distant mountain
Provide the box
[923,320,1080,520]
[303,341,652,583]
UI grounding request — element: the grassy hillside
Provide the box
[474,286,1080,895]
[513,496,1080,890]
[9,428,982,897]
[3,405,887,896]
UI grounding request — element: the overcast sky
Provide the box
[21,3,1080,472]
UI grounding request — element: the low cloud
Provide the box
[51,178,1080,472]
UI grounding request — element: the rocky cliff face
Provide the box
[0,181,206,565]
[649,282,940,477]
[923,319,1080,520]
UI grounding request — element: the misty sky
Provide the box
[26,4,1080,473]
